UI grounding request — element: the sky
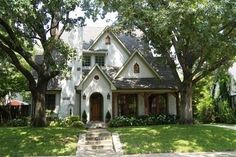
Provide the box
[85,12,118,27]
[71,8,118,27]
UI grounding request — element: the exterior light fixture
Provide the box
[107,93,110,100]
[83,93,86,100]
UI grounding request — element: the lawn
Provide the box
[0,127,84,156]
[109,125,236,154]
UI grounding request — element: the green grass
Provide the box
[109,125,236,154]
[0,127,84,157]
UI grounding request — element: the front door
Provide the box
[90,93,103,121]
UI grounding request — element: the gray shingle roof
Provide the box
[112,78,178,90]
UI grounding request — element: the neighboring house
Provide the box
[229,63,236,110]
[43,27,178,122]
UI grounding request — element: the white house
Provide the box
[229,63,236,110]
[44,26,178,122]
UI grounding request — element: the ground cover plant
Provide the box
[109,125,236,154]
[0,127,84,156]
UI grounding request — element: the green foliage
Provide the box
[49,116,84,128]
[0,58,28,98]
[109,115,176,127]
[82,110,87,124]
[195,76,216,123]
[105,110,111,123]
[216,100,236,124]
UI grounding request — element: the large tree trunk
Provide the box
[31,82,47,127]
[179,81,193,124]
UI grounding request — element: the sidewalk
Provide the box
[207,124,236,131]
[36,151,236,157]
[123,151,236,157]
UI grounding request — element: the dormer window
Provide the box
[105,35,111,45]
[95,56,105,66]
[134,63,140,73]
[82,55,91,66]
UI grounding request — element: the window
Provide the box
[45,94,56,111]
[117,94,137,116]
[149,94,168,115]
[105,35,111,45]
[82,55,91,66]
[95,56,105,66]
[134,63,140,73]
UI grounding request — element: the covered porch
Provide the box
[112,90,178,117]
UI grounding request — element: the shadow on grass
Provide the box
[0,127,85,156]
[110,125,236,154]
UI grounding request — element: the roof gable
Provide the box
[115,51,161,79]
[76,64,116,90]
[88,27,131,55]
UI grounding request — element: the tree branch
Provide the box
[192,57,229,84]
[57,12,69,39]
[0,41,36,89]
[0,17,41,72]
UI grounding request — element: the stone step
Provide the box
[78,144,114,150]
[86,132,111,138]
[86,122,106,129]
[85,139,112,145]
[76,149,116,157]
[85,136,112,141]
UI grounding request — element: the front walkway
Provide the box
[76,122,123,157]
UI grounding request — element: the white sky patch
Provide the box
[70,7,118,27]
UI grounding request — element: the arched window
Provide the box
[67,104,74,116]
[134,63,140,73]
[105,35,111,45]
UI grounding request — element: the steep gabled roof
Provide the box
[76,64,116,90]
[114,51,161,79]
[88,27,131,55]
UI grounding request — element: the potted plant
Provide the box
[105,111,111,123]
[82,110,87,124]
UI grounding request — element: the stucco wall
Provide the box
[168,93,177,115]
[118,54,155,78]
[92,32,129,67]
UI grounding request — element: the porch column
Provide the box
[112,93,118,117]
[144,93,149,115]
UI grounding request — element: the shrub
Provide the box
[109,114,176,127]
[196,86,216,123]
[105,111,111,123]
[216,100,236,124]
[7,117,29,127]
[82,110,87,124]
[70,121,84,128]
[49,116,84,128]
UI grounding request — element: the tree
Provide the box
[0,0,103,126]
[102,0,236,123]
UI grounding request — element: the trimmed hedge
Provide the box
[109,114,176,127]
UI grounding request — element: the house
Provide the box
[44,26,178,122]
[229,63,236,110]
